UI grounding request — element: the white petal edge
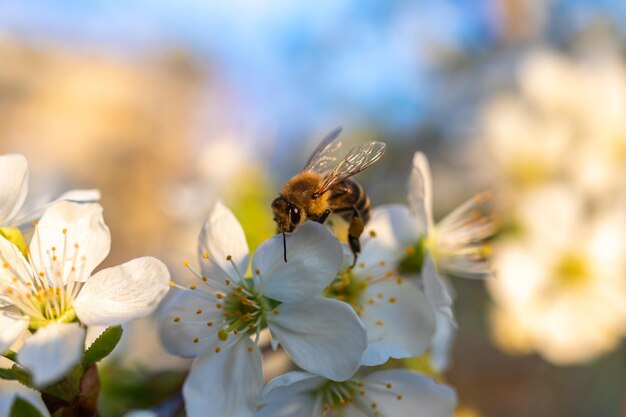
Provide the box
[361,341,413,367]
[408,152,434,234]
[198,200,250,285]
[262,371,319,396]
[74,257,170,326]
[0,311,28,353]
[0,154,28,225]
[431,311,456,372]
[17,323,85,387]
[0,378,51,417]
[268,297,366,381]
[183,338,263,417]
[253,222,342,303]
[366,369,457,417]
[55,189,101,203]
[422,252,455,325]
[8,189,101,229]
[258,372,324,417]
[30,201,111,282]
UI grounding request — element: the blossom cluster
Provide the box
[158,150,493,417]
[478,49,626,364]
[0,149,493,416]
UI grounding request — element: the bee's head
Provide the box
[272,196,303,233]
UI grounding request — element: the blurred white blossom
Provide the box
[488,186,626,364]
[478,48,626,364]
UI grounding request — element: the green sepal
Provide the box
[10,397,45,417]
[82,326,123,368]
[0,367,19,381]
[3,350,17,361]
[41,365,83,403]
[0,364,35,388]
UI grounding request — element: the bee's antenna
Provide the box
[282,232,288,263]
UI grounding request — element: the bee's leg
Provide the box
[317,209,331,224]
[347,207,364,267]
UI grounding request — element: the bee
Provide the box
[272,127,386,266]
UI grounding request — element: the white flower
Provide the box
[257,367,457,417]
[328,245,436,367]
[478,49,626,195]
[0,153,100,231]
[488,186,626,364]
[0,201,170,386]
[158,201,367,417]
[362,152,494,323]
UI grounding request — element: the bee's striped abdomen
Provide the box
[352,180,370,224]
[328,179,371,225]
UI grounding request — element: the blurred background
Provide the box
[0,1,625,416]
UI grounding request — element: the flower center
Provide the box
[325,262,400,317]
[398,237,426,275]
[312,379,360,415]
[509,159,551,188]
[310,376,404,417]
[218,282,274,342]
[325,271,369,311]
[178,255,279,350]
[554,253,590,288]
[0,227,85,330]
[28,288,77,329]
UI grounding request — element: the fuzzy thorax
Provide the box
[280,171,329,218]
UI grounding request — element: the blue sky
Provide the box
[0,0,622,139]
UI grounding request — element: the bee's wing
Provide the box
[303,126,344,174]
[318,141,386,194]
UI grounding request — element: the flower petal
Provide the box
[362,205,421,263]
[366,370,456,417]
[74,257,170,326]
[0,376,51,417]
[258,372,323,417]
[360,279,436,360]
[422,252,455,325]
[361,341,412,367]
[198,200,249,285]
[30,201,110,282]
[253,222,342,303]
[262,371,321,396]
[0,311,28,353]
[268,297,366,381]
[17,323,85,387]
[55,189,101,203]
[407,152,433,234]
[431,311,456,372]
[183,338,263,417]
[157,290,221,358]
[0,154,28,225]
[8,189,102,230]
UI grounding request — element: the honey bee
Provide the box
[272,127,386,266]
